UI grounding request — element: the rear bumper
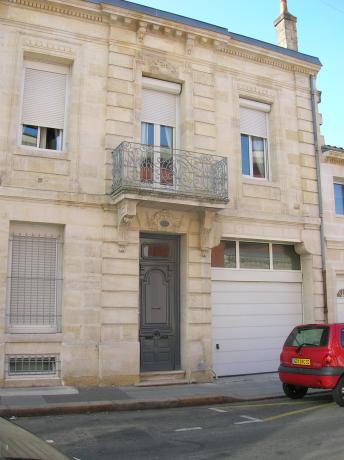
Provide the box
[278,365,343,389]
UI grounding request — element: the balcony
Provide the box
[111,142,229,204]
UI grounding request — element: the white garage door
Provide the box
[212,269,303,376]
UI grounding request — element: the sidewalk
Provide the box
[0,373,328,417]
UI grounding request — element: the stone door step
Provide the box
[136,370,191,387]
[135,378,190,387]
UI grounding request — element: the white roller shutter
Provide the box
[22,67,67,129]
[141,88,177,127]
[239,99,270,138]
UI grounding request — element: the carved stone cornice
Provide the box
[323,150,344,166]
[216,44,319,75]
[6,0,320,75]
[6,0,104,22]
[22,36,75,57]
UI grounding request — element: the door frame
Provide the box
[139,232,181,372]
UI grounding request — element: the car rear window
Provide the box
[285,326,329,347]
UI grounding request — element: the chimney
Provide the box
[274,0,298,51]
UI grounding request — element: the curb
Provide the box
[0,391,330,418]
[0,395,241,417]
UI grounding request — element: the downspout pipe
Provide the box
[309,74,327,320]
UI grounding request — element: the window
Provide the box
[21,61,69,151]
[240,99,270,179]
[240,241,270,269]
[7,223,63,332]
[285,326,329,348]
[272,244,301,270]
[334,183,344,215]
[7,355,58,377]
[211,240,301,270]
[141,77,180,186]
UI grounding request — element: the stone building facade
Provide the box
[0,0,325,386]
[321,146,344,324]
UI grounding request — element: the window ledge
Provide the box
[4,333,63,342]
[242,177,278,187]
[14,146,69,161]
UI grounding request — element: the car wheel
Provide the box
[283,383,308,399]
[333,376,344,407]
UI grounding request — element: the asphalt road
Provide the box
[12,393,344,460]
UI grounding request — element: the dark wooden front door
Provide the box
[139,234,180,372]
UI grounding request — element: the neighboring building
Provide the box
[321,146,344,324]
[0,0,325,386]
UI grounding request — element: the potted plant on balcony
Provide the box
[140,156,153,183]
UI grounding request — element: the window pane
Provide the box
[334,183,344,215]
[285,326,329,347]
[141,122,154,145]
[211,242,224,267]
[211,241,236,268]
[143,243,169,258]
[39,127,62,150]
[241,134,250,175]
[160,125,173,149]
[224,241,236,268]
[239,242,270,269]
[252,137,266,178]
[272,244,301,270]
[22,124,38,147]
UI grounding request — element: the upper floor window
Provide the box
[334,183,344,215]
[141,77,180,185]
[21,61,69,152]
[240,99,270,180]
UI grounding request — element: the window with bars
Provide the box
[6,355,59,377]
[7,225,63,332]
[21,61,69,151]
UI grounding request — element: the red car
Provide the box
[279,323,344,406]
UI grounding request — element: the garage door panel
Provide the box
[213,303,302,317]
[215,359,278,377]
[212,278,302,376]
[212,291,301,304]
[213,325,295,340]
[214,336,287,352]
[212,281,302,293]
[212,313,301,329]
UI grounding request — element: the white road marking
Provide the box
[175,427,203,432]
[208,407,227,413]
[234,415,263,425]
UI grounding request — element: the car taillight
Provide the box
[323,353,333,366]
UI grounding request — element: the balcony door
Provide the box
[141,77,180,188]
[141,122,174,186]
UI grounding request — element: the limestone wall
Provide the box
[0,0,325,385]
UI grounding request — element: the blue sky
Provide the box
[134,0,343,147]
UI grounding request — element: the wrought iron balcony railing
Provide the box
[112,142,228,202]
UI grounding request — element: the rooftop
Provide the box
[90,0,321,66]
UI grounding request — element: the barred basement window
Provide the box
[7,355,58,376]
[7,224,63,332]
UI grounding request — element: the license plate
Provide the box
[292,358,311,366]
